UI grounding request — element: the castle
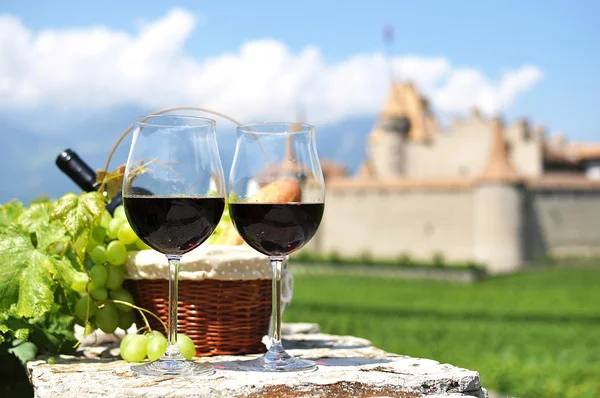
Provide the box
[306,83,600,273]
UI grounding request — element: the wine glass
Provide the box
[228,122,325,372]
[122,114,226,376]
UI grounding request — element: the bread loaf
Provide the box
[214,178,301,246]
[249,178,301,203]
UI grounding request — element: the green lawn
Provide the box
[283,267,600,398]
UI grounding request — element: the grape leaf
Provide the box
[52,257,88,292]
[8,340,38,364]
[15,264,55,318]
[0,200,23,228]
[96,165,125,200]
[0,226,56,318]
[51,192,105,238]
[36,221,69,254]
[0,319,8,344]
[28,302,77,354]
[0,226,32,310]
[17,202,51,233]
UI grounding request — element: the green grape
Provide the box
[120,334,149,363]
[74,295,97,321]
[47,357,56,365]
[119,333,136,353]
[117,310,135,331]
[110,289,135,312]
[96,302,118,334]
[126,243,138,251]
[90,287,108,301]
[71,273,90,293]
[118,223,138,245]
[84,254,95,270]
[86,280,98,292]
[106,265,125,290]
[146,330,165,339]
[106,240,128,266]
[91,225,107,243]
[107,217,126,240]
[135,239,151,250]
[177,334,196,360]
[147,333,168,361]
[113,205,127,221]
[90,245,108,265]
[90,264,108,287]
[100,210,113,229]
[85,237,100,254]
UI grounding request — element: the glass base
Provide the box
[237,343,317,372]
[131,359,214,377]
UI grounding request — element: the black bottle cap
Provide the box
[56,149,98,192]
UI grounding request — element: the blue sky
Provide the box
[0,1,598,202]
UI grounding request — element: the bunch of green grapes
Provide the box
[119,330,196,363]
[74,205,150,334]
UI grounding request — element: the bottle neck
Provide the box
[56,149,99,192]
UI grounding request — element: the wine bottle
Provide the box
[56,149,122,214]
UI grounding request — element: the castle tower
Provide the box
[473,117,525,274]
[368,84,412,177]
[368,122,409,178]
[367,83,438,178]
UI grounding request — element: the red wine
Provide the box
[229,202,324,257]
[123,196,225,255]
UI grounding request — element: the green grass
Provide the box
[283,267,600,398]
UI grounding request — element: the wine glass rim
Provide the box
[134,114,217,127]
[237,122,315,135]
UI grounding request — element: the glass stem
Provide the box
[162,255,184,360]
[270,256,284,347]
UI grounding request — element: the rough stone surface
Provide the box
[27,323,487,398]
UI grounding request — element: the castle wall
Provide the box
[405,120,492,179]
[525,187,600,258]
[310,185,474,262]
[387,118,543,180]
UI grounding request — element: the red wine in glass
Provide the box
[229,202,323,257]
[124,196,225,255]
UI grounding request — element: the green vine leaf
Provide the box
[0,226,57,319]
[17,202,52,233]
[36,221,70,254]
[0,200,24,228]
[8,340,38,365]
[15,264,56,319]
[0,225,34,311]
[51,192,105,238]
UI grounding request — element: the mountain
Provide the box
[315,117,376,173]
[0,111,376,204]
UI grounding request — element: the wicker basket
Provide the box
[127,278,271,356]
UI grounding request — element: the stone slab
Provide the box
[27,324,487,398]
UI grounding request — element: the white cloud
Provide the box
[0,8,543,127]
[431,66,543,115]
